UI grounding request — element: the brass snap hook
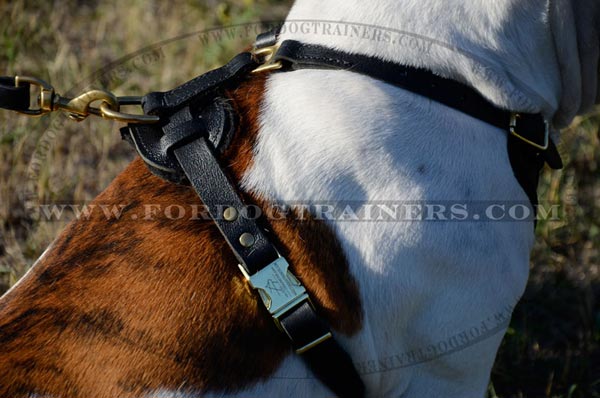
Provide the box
[54,89,120,121]
[13,75,159,124]
[100,96,160,124]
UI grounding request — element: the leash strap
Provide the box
[0,77,30,111]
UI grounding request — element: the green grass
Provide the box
[0,1,598,396]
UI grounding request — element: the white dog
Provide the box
[0,1,597,397]
[234,0,599,396]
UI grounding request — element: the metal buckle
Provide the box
[251,44,283,74]
[509,113,549,151]
[15,76,55,116]
[238,257,332,353]
[238,257,308,328]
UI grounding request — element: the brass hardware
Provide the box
[251,44,283,74]
[239,232,256,247]
[223,207,238,222]
[15,76,55,116]
[509,113,549,151]
[13,76,159,124]
[55,89,120,121]
[99,101,160,123]
[295,332,333,354]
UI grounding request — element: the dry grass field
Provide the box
[0,1,598,397]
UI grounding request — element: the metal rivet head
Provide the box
[239,232,255,248]
[223,207,238,222]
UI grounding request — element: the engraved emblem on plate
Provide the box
[246,257,306,315]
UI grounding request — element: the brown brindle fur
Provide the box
[0,75,362,397]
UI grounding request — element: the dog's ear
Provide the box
[550,0,600,127]
[572,0,600,108]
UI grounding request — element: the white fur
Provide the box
[239,69,530,398]
[224,0,598,397]
[272,0,599,127]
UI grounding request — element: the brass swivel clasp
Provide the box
[14,76,159,124]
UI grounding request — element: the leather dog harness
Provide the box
[0,29,562,397]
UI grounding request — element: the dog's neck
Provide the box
[281,0,599,128]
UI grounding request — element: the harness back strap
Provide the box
[267,39,563,215]
[272,40,562,167]
[142,52,258,115]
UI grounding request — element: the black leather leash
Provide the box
[0,77,30,111]
[0,28,565,397]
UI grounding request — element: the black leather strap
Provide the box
[268,39,564,222]
[279,301,365,397]
[122,97,237,184]
[142,52,258,115]
[171,133,363,397]
[123,40,367,396]
[123,43,267,183]
[173,136,280,273]
[0,76,30,111]
[272,40,563,172]
[274,40,525,130]
[507,134,546,220]
[254,28,280,49]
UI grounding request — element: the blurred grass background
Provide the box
[0,1,598,397]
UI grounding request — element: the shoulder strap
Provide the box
[173,133,365,397]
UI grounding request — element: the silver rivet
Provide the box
[223,207,238,222]
[239,232,255,248]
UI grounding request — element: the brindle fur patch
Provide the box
[0,75,362,398]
